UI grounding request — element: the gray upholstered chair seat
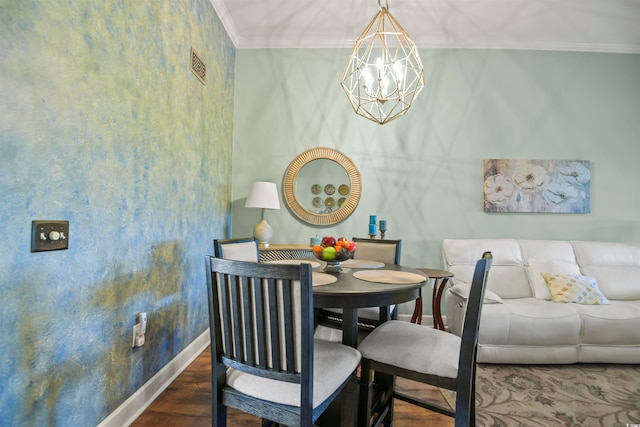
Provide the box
[357,320,461,379]
[227,339,361,407]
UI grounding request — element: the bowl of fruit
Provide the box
[312,236,357,272]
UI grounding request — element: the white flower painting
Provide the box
[484,159,590,213]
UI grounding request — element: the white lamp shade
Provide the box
[245,181,280,210]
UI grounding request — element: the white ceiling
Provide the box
[209,0,640,53]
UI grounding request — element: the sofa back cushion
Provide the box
[571,241,640,300]
[519,240,577,264]
[443,239,532,298]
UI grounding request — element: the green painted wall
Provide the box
[231,48,640,314]
[0,0,234,425]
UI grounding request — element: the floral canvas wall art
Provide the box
[484,159,590,213]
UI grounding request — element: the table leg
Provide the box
[342,308,358,348]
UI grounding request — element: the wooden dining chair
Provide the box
[213,237,260,262]
[205,256,361,427]
[357,252,493,427]
[318,238,402,333]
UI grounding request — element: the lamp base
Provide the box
[253,219,273,248]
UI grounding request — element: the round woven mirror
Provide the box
[283,147,362,226]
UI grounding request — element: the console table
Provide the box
[259,244,314,262]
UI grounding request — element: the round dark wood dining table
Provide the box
[312,263,428,348]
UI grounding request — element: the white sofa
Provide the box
[443,239,640,364]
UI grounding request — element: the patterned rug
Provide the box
[463,364,640,427]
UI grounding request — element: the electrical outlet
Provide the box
[132,312,147,348]
[132,324,140,347]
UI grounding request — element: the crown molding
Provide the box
[232,36,640,54]
[209,0,240,47]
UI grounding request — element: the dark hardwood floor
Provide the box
[131,347,454,427]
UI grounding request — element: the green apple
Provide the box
[322,246,336,261]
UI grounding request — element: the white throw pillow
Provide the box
[483,289,504,304]
[541,273,609,305]
[526,259,581,300]
[449,282,503,304]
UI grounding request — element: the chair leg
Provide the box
[358,359,374,427]
[213,404,226,427]
[378,372,394,427]
[470,372,476,427]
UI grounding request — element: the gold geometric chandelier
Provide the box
[340,1,425,125]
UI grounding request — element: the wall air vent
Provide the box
[189,47,206,85]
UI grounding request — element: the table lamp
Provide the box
[245,181,280,248]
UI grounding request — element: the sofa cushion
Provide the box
[478,298,581,346]
[526,259,582,300]
[541,273,609,305]
[519,239,577,264]
[572,301,640,346]
[571,241,640,300]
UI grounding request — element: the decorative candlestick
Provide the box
[379,220,387,239]
[368,222,377,239]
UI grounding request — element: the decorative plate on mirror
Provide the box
[312,197,322,208]
[338,197,346,207]
[311,184,321,195]
[324,197,335,208]
[324,184,335,195]
[338,184,349,195]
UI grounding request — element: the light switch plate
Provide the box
[31,220,69,252]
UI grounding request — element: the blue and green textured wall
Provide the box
[0,0,235,425]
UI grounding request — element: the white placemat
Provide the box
[265,259,321,268]
[340,259,385,269]
[312,272,338,286]
[353,270,426,284]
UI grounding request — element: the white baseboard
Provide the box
[98,329,211,427]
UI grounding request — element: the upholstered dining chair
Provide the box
[357,252,492,427]
[205,256,361,427]
[213,237,260,262]
[318,238,402,334]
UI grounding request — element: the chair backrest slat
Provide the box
[251,278,266,368]
[282,279,296,374]
[238,275,254,365]
[267,277,282,372]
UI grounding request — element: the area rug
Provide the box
[465,364,640,427]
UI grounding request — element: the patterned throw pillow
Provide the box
[541,273,609,305]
